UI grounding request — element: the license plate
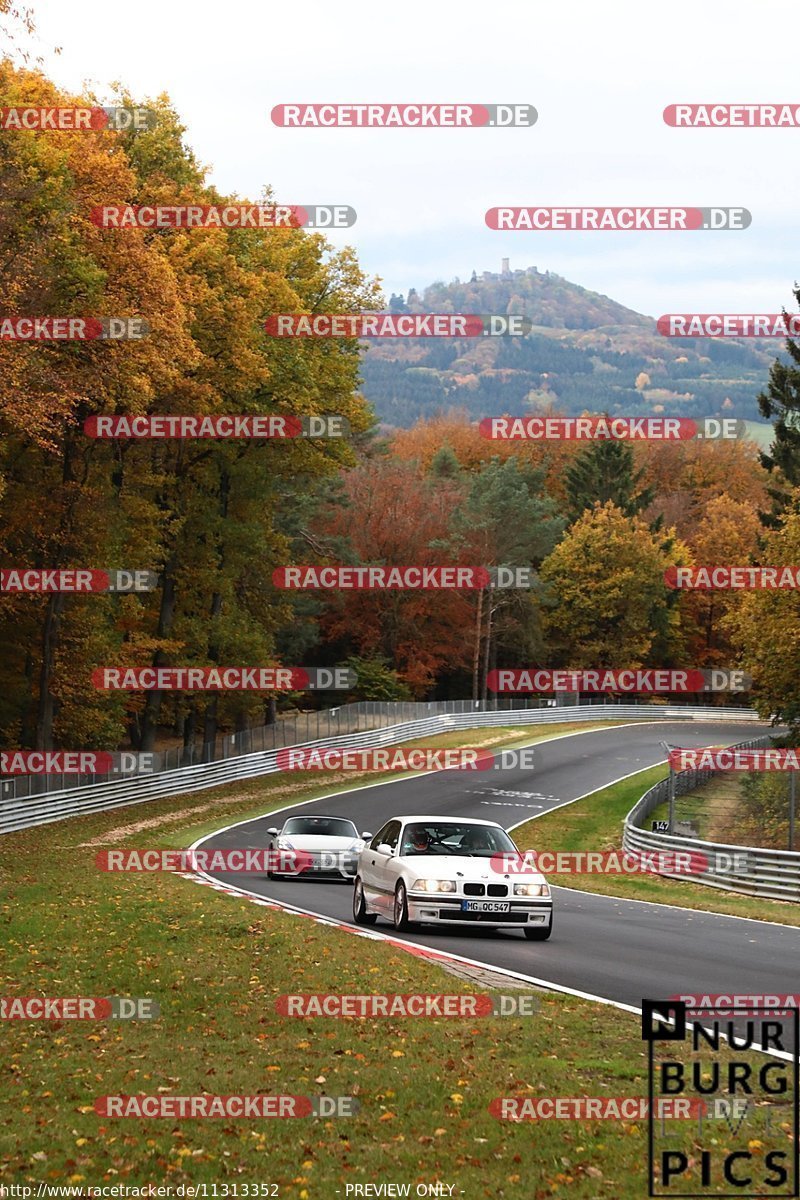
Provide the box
[461,900,510,913]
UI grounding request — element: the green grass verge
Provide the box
[514,765,800,926]
[2,720,780,1197]
[647,774,744,842]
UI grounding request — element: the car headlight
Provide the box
[276,837,293,850]
[412,879,457,892]
[514,883,550,897]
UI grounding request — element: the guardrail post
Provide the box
[790,772,796,852]
[660,741,676,833]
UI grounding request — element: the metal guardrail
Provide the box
[1,702,758,836]
[623,735,800,902]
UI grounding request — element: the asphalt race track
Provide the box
[197,720,800,1047]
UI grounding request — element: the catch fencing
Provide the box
[623,735,800,901]
[0,700,758,835]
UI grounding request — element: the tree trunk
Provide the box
[181,700,197,764]
[202,694,218,761]
[35,591,65,749]
[138,567,176,751]
[472,590,484,701]
[480,585,495,702]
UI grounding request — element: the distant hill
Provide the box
[359,265,781,430]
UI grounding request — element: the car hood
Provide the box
[282,835,361,850]
[399,855,547,886]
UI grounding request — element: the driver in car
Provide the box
[403,827,431,855]
[460,828,495,853]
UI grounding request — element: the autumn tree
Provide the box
[539,502,690,670]
[0,62,379,754]
[0,63,194,749]
[313,458,474,695]
[681,494,763,668]
[725,500,800,741]
[443,457,563,698]
[636,436,769,538]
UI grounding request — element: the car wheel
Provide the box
[353,877,377,925]
[392,881,414,932]
[524,916,553,941]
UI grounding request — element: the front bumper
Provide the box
[407,894,553,928]
[279,850,359,879]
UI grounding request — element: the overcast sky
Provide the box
[23,0,800,318]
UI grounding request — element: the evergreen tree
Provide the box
[428,445,461,480]
[564,436,654,525]
[757,285,800,524]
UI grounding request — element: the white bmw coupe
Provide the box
[352,815,552,939]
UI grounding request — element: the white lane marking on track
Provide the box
[480,801,544,809]
[474,788,558,801]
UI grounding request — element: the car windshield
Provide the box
[399,822,517,857]
[282,817,359,838]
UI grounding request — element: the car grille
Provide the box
[445,910,528,923]
[462,883,509,897]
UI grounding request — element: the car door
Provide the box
[360,823,389,897]
[362,820,402,913]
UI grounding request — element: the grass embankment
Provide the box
[2,720,777,1198]
[647,774,743,842]
[514,765,800,926]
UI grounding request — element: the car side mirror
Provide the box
[377,843,394,856]
[266,827,279,837]
[361,831,373,841]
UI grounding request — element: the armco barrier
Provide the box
[623,735,800,901]
[0,703,759,837]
